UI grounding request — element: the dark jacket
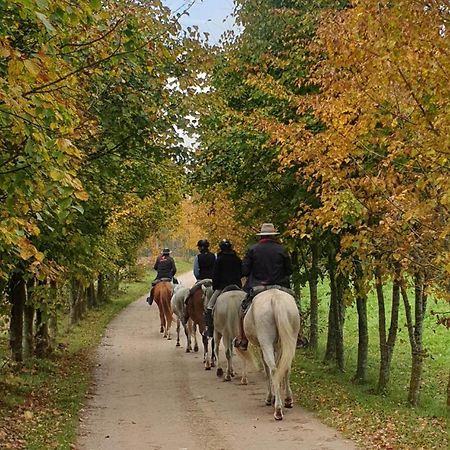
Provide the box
[212,250,242,291]
[196,251,216,280]
[154,255,177,279]
[242,238,292,289]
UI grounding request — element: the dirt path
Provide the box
[77,272,357,450]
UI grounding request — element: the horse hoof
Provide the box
[160,329,164,333]
[224,375,231,382]
[176,342,180,347]
[216,368,224,377]
[284,398,294,408]
[205,366,211,371]
[265,399,272,406]
[194,345,199,352]
[186,348,191,353]
[240,377,248,385]
[274,409,283,421]
[167,337,172,340]
[211,362,216,368]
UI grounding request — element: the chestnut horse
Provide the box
[185,282,215,369]
[153,281,173,339]
[237,288,300,420]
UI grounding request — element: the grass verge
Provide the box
[290,281,449,449]
[0,272,154,450]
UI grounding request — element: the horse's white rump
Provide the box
[213,290,246,381]
[239,289,300,420]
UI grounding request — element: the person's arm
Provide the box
[212,256,220,291]
[193,255,200,279]
[241,249,252,277]
[153,257,159,271]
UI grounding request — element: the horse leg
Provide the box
[193,324,199,352]
[211,337,216,368]
[184,320,192,352]
[175,317,180,347]
[203,332,211,370]
[214,331,223,378]
[284,367,294,408]
[224,338,234,381]
[262,359,273,406]
[158,307,165,334]
[260,344,283,420]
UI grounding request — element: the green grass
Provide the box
[174,257,194,275]
[291,281,449,449]
[0,271,156,450]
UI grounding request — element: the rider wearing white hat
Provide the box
[235,223,292,350]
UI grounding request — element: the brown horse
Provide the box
[185,283,215,369]
[153,281,173,339]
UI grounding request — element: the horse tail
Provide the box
[271,294,299,388]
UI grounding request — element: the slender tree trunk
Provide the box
[23,302,34,360]
[324,293,336,362]
[376,269,400,393]
[9,273,26,362]
[70,279,81,326]
[97,273,105,304]
[35,308,50,357]
[353,261,368,383]
[87,282,97,309]
[402,273,427,406]
[354,291,368,383]
[48,280,58,351]
[309,241,319,352]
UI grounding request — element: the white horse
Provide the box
[171,284,199,352]
[212,290,246,381]
[237,288,300,421]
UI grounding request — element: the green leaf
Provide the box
[36,12,56,33]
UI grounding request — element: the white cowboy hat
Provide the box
[256,223,279,236]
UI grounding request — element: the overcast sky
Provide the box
[162,0,238,44]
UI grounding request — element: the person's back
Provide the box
[194,239,215,281]
[236,223,292,350]
[213,247,242,291]
[242,238,291,289]
[154,248,177,280]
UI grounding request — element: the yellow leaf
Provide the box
[74,190,89,201]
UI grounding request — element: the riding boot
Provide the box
[235,315,248,350]
[146,288,154,306]
[205,308,214,338]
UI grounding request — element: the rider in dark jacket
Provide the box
[235,223,292,350]
[193,239,216,281]
[147,248,176,305]
[204,239,242,337]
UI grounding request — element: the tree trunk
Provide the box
[402,273,427,406]
[48,280,58,351]
[23,302,34,360]
[354,291,368,383]
[324,293,336,362]
[87,281,97,309]
[9,272,26,362]
[309,241,319,352]
[353,260,368,383]
[97,273,105,304]
[35,308,50,357]
[70,279,81,326]
[376,270,400,393]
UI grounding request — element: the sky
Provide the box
[162,0,238,44]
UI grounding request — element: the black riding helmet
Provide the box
[197,239,209,249]
[219,239,232,251]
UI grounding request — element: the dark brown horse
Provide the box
[185,283,215,369]
[153,281,173,339]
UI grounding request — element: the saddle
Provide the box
[220,284,243,294]
[189,278,213,296]
[151,277,172,286]
[241,285,296,316]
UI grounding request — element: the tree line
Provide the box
[191,0,449,407]
[0,0,200,362]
